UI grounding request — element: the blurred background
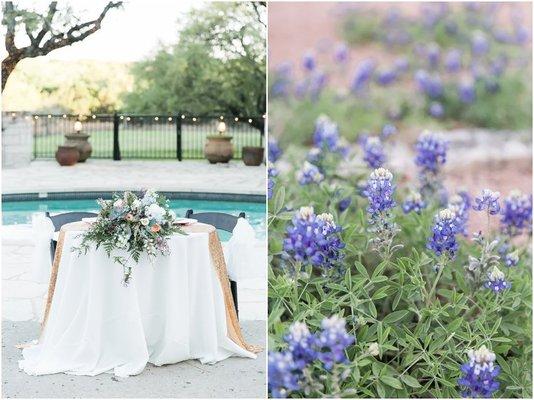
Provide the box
[269,2,532,201]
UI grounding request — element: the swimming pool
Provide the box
[2,199,266,240]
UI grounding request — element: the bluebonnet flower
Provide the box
[489,55,507,77]
[271,63,292,98]
[503,250,519,267]
[415,131,448,174]
[337,197,352,213]
[381,124,397,140]
[313,115,340,151]
[484,266,511,293]
[375,68,397,86]
[296,162,324,185]
[351,59,375,93]
[473,189,500,215]
[268,351,299,398]
[448,192,471,236]
[415,70,443,99]
[515,25,529,44]
[365,168,396,215]
[427,209,461,260]
[402,190,426,214]
[361,137,386,169]
[284,322,317,369]
[500,191,532,236]
[458,345,500,398]
[334,43,349,63]
[306,147,323,165]
[309,71,328,101]
[316,316,355,371]
[445,49,462,72]
[458,81,476,104]
[283,207,345,272]
[429,102,444,118]
[268,138,282,163]
[471,31,490,56]
[302,51,316,71]
[394,57,409,73]
[426,42,440,69]
[268,164,278,199]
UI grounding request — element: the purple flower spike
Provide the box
[268,138,282,163]
[268,164,278,199]
[484,266,511,293]
[334,43,349,63]
[458,346,500,398]
[316,316,355,371]
[458,81,476,104]
[351,59,375,93]
[473,189,500,215]
[268,352,299,398]
[500,191,532,236]
[415,131,448,173]
[427,209,460,259]
[365,168,396,215]
[375,69,397,86]
[361,137,386,169]
[429,102,444,118]
[296,161,324,186]
[471,31,490,56]
[302,51,316,71]
[403,190,426,214]
[445,49,462,73]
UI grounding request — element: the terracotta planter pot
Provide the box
[242,146,264,166]
[55,146,80,166]
[65,133,92,162]
[204,135,233,164]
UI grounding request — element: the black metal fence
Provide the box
[23,113,264,160]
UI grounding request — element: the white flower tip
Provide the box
[371,167,393,180]
[439,208,455,220]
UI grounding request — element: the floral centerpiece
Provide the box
[74,189,184,284]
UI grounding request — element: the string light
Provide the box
[154,116,159,121]
[192,117,197,122]
[11,112,16,117]
[262,114,266,119]
[219,116,224,120]
[34,115,39,120]
[234,117,239,122]
[168,117,172,122]
[47,115,52,119]
[126,116,131,121]
[62,114,67,118]
[181,115,185,119]
[92,115,96,119]
[248,118,252,123]
[120,115,124,120]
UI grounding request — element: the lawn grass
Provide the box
[34,128,263,160]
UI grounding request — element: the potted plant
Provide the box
[64,120,92,162]
[204,121,233,164]
[242,146,264,166]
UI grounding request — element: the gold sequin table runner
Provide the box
[41,221,260,354]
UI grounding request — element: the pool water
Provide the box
[2,199,266,241]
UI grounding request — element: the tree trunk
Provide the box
[2,55,21,92]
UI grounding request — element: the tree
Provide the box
[1,1,122,91]
[123,2,266,132]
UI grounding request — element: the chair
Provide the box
[46,211,98,262]
[185,209,244,318]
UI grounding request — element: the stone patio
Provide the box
[2,160,265,196]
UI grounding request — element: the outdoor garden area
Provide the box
[267,2,532,398]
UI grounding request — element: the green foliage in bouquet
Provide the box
[267,119,532,398]
[74,190,184,284]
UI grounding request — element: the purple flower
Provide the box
[448,193,470,236]
[426,43,440,69]
[473,189,500,215]
[313,115,340,151]
[500,191,532,236]
[484,266,511,293]
[381,124,397,140]
[490,56,507,77]
[415,70,443,99]
[458,81,476,104]
[309,71,328,100]
[415,131,448,174]
[351,59,375,93]
[361,137,386,169]
[269,138,282,163]
[283,207,345,271]
[364,168,396,215]
[375,68,397,86]
[458,346,500,398]
[471,31,490,56]
[306,147,323,164]
[394,57,409,73]
[302,51,316,71]
[445,49,462,72]
[337,197,352,213]
[316,316,355,371]
[268,351,300,398]
[296,161,324,185]
[268,164,278,199]
[284,322,317,369]
[427,209,460,259]
[515,25,529,44]
[402,191,426,214]
[429,102,444,118]
[504,251,519,267]
[334,43,349,63]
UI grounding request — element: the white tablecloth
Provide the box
[19,223,256,377]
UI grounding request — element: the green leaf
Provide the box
[382,310,409,325]
[400,374,422,388]
[380,375,403,389]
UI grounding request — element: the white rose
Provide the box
[113,199,124,208]
[146,203,165,221]
[132,199,141,209]
[140,218,149,226]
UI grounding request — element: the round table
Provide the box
[19,221,258,377]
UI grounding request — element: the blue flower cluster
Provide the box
[313,115,341,152]
[361,137,386,169]
[268,164,278,199]
[503,251,519,268]
[402,190,426,214]
[364,168,396,215]
[500,191,532,236]
[269,137,282,163]
[296,161,324,186]
[484,266,511,293]
[283,207,345,271]
[448,191,471,236]
[381,124,397,139]
[268,316,355,398]
[458,345,500,398]
[337,196,352,213]
[415,131,448,174]
[427,208,461,260]
[351,59,376,93]
[473,189,500,215]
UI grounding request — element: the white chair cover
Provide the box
[30,213,55,283]
[225,218,266,281]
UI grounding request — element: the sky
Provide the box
[2,0,202,62]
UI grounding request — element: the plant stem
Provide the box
[427,264,445,307]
